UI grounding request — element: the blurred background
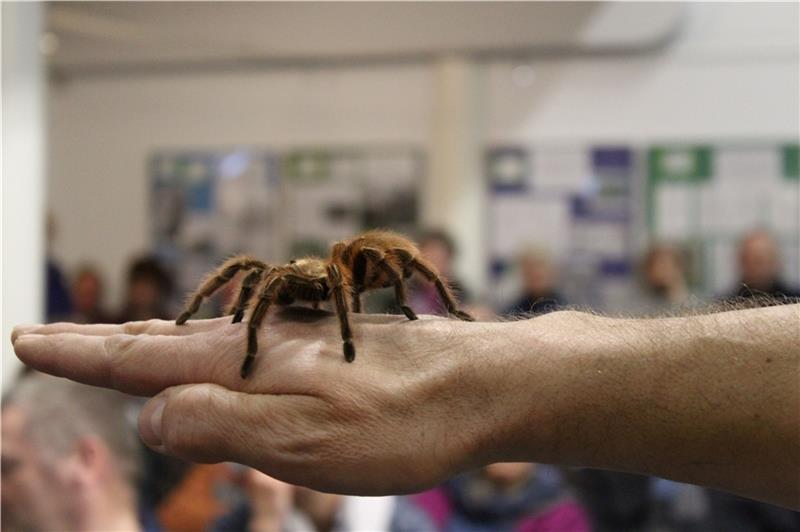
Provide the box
[2,2,798,531]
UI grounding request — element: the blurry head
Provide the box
[126,256,172,311]
[72,266,104,315]
[1,374,141,531]
[293,487,343,531]
[483,463,536,489]
[642,244,686,296]
[738,229,781,290]
[518,248,556,296]
[418,229,456,276]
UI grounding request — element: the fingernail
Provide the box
[139,397,166,449]
[11,324,42,344]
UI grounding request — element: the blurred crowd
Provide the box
[4,226,798,532]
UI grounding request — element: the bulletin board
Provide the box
[486,141,800,311]
[281,147,422,257]
[149,146,424,311]
[485,145,636,310]
[647,143,800,295]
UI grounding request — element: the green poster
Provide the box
[283,150,332,183]
[783,145,799,180]
[648,146,713,183]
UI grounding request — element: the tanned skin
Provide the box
[11,303,800,509]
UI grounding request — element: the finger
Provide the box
[10,324,43,343]
[12,317,232,342]
[138,383,320,467]
[12,331,239,396]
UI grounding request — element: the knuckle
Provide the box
[103,334,139,386]
[122,321,143,335]
[122,318,161,335]
[142,318,163,333]
[104,333,138,357]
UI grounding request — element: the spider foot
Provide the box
[240,354,255,379]
[451,310,475,322]
[176,312,191,325]
[343,340,356,362]
[401,306,418,321]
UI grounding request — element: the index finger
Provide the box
[12,329,243,396]
[11,317,232,344]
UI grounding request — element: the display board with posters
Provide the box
[647,143,800,295]
[485,145,636,311]
[150,146,423,314]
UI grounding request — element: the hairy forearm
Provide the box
[489,305,800,508]
[10,304,798,503]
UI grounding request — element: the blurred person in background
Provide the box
[214,467,393,531]
[118,255,174,322]
[71,264,113,324]
[390,462,589,532]
[408,229,471,315]
[115,256,195,528]
[636,243,692,314]
[45,212,73,321]
[727,228,799,302]
[573,241,712,532]
[213,468,296,531]
[704,491,800,532]
[569,468,712,532]
[708,230,800,532]
[1,373,155,532]
[503,248,564,317]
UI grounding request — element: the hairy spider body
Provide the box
[176,230,474,378]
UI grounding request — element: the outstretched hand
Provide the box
[11,304,800,508]
[11,309,526,495]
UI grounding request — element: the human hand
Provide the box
[11,309,550,495]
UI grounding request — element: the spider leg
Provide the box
[241,275,283,378]
[399,250,474,322]
[228,267,266,324]
[326,264,356,362]
[359,247,417,321]
[176,256,270,325]
[350,250,366,313]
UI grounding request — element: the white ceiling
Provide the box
[45,2,685,76]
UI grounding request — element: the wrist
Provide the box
[471,311,611,467]
[430,313,584,470]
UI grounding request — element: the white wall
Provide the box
[3,3,46,388]
[49,66,434,306]
[48,2,799,306]
[486,2,799,142]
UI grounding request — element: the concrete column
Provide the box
[2,2,46,387]
[425,56,485,296]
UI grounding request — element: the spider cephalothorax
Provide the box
[176,230,474,378]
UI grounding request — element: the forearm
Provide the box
[494,305,800,508]
[11,305,798,503]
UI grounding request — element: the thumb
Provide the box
[138,383,276,465]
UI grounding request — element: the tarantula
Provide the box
[176,230,474,378]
